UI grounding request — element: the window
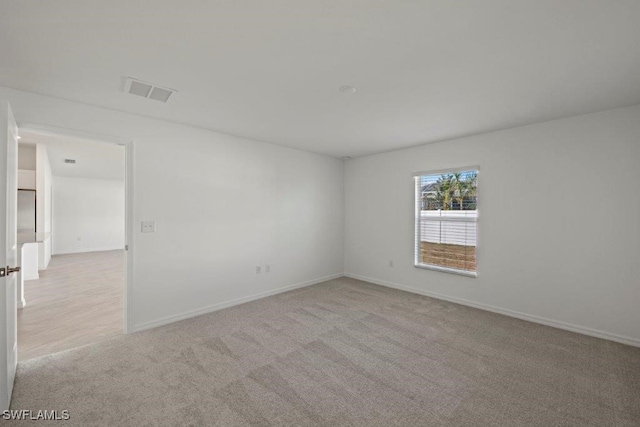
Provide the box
[414,168,478,277]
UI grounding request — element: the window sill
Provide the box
[414,263,477,278]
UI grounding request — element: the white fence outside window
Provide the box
[419,210,477,246]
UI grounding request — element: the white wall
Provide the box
[17,243,39,310]
[18,145,36,170]
[20,243,39,281]
[35,143,52,269]
[0,86,344,331]
[17,170,36,190]
[52,177,125,255]
[345,105,640,345]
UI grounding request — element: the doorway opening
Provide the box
[16,127,130,361]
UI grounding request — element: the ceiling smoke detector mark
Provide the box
[64,159,76,164]
[339,85,357,94]
[124,77,175,103]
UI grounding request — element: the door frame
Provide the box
[17,122,135,334]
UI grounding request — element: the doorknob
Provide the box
[0,266,20,277]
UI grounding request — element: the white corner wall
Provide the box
[35,143,52,269]
[345,105,640,346]
[0,86,344,331]
[52,176,125,255]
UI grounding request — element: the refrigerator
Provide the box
[17,189,37,233]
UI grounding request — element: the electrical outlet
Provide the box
[389,260,394,267]
[256,266,261,274]
[141,220,156,233]
[265,265,271,273]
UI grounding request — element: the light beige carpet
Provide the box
[9,277,640,426]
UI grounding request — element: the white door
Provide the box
[0,100,19,411]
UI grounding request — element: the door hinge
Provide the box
[0,268,4,277]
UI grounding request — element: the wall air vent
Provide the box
[124,77,175,103]
[64,159,76,164]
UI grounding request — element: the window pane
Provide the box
[416,170,478,274]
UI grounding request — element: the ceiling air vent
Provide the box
[124,77,175,103]
[64,159,76,164]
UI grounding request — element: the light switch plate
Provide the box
[141,220,155,233]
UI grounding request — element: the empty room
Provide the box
[0,1,638,426]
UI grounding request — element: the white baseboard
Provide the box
[132,273,344,333]
[23,273,39,281]
[344,273,640,348]
[53,246,124,255]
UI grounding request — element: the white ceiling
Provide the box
[19,131,125,181]
[2,1,640,158]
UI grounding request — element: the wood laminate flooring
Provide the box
[17,250,124,361]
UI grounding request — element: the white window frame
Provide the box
[413,166,479,278]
